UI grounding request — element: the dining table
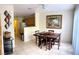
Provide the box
[33,31,61,50]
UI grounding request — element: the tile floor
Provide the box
[12,37,74,55]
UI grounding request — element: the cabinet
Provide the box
[3,37,13,55]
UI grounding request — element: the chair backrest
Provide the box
[48,30,54,33]
[35,30,39,34]
[55,34,61,42]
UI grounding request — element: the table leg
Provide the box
[49,39,52,50]
[36,36,37,45]
[46,38,47,51]
[58,35,60,50]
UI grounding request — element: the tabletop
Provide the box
[33,31,61,39]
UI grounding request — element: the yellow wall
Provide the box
[14,17,20,37]
[0,17,2,54]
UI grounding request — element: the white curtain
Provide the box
[73,5,79,55]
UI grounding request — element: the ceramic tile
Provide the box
[12,38,74,55]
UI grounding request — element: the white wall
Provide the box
[38,10,74,43]
[24,9,74,43]
[24,11,40,42]
[0,5,15,54]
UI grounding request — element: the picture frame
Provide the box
[4,10,11,29]
[46,15,62,29]
[24,14,35,27]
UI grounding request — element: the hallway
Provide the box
[12,38,74,55]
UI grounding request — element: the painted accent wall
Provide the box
[0,17,2,54]
[14,17,20,37]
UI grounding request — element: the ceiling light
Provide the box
[28,8,32,10]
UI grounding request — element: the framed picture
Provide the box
[4,10,11,29]
[46,15,62,29]
[24,14,35,27]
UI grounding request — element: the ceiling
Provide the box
[14,4,75,16]
[14,4,39,16]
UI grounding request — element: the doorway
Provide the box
[0,18,2,55]
[14,17,20,39]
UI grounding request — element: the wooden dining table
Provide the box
[33,31,61,50]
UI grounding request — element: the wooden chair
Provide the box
[38,35,53,50]
[38,35,46,49]
[35,30,39,45]
[45,37,52,50]
[48,30,54,33]
[48,30,55,48]
[54,34,61,50]
[35,30,39,34]
[48,30,61,50]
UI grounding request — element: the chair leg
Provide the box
[58,35,60,50]
[51,43,52,48]
[40,44,42,49]
[36,36,37,45]
[46,39,47,51]
[49,40,52,50]
[49,43,51,50]
[38,39,40,47]
[58,42,60,50]
[40,39,42,49]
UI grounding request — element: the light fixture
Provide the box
[27,8,32,10]
[40,4,46,9]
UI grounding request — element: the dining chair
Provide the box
[35,30,39,45]
[35,30,39,34]
[54,34,61,50]
[48,30,55,48]
[38,35,46,49]
[48,30,54,33]
[45,37,52,50]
